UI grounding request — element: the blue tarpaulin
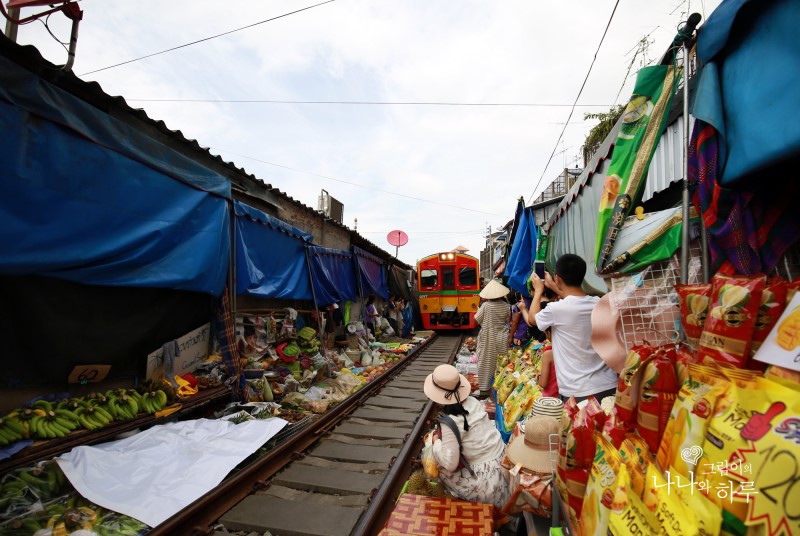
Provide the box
[234,201,313,300]
[353,246,388,299]
[694,0,800,186]
[308,246,358,306]
[0,99,230,295]
[504,205,538,295]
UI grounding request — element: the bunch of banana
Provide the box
[45,505,99,536]
[56,397,89,412]
[105,392,140,420]
[0,415,27,445]
[139,389,168,414]
[3,406,47,439]
[27,406,81,441]
[75,405,112,431]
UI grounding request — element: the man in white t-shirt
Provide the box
[518,254,618,403]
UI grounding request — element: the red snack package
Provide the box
[602,412,627,448]
[564,466,590,521]
[698,273,765,368]
[558,397,580,474]
[750,277,788,355]
[676,283,712,349]
[636,345,680,453]
[613,344,655,431]
[787,279,800,303]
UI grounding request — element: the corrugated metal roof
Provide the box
[0,34,410,270]
[642,114,695,203]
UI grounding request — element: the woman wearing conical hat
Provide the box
[476,279,511,395]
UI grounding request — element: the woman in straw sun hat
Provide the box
[423,364,510,509]
[476,279,511,395]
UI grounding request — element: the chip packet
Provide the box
[619,435,649,498]
[608,464,659,536]
[614,344,656,432]
[750,277,788,356]
[643,463,704,536]
[657,364,729,477]
[636,345,680,453]
[699,274,766,368]
[580,434,623,536]
[697,376,800,535]
[676,283,713,349]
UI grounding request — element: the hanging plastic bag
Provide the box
[421,430,439,479]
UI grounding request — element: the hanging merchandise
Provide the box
[595,64,679,274]
[504,205,538,295]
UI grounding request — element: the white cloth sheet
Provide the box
[57,417,287,527]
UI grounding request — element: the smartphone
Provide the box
[534,261,546,279]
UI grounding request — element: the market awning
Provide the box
[353,246,388,299]
[234,201,313,300]
[504,205,538,294]
[387,264,412,301]
[308,245,358,306]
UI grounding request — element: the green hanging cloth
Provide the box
[594,65,679,274]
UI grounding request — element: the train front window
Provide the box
[442,267,456,290]
[458,267,477,287]
[420,269,438,288]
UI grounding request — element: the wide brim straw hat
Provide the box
[480,279,510,300]
[423,364,472,405]
[531,397,564,419]
[591,293,627,374]
[506,415,560,474]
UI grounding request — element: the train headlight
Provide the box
[447,253,455,260]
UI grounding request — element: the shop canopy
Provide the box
[308,245,358,306]
[387,264,412,301]
[0,55,230,296]
[694,0,800,187]
[354,246,389,300]
[234,201,313,300]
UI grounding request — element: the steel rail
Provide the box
[350,333,464,535]
[149,334,440,536]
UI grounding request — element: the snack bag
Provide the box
[618,435,649,498]
[636,345,680,453]
[675,343,700,387]
[566,397,605,470]
[676,283,713,349]
[558,397,580,475]
[699,273,765,368]
[608,464,658,536]
[564,466,590,523]
[643,463,700,536]
[751,277,788,356]
[502,381,541,433]
[580,434,623,536]
[614,344,656,431]
[602,412,627,449]
[497,372,516,405]
[697,376,800,535]
[493,363,513,391]
[657,364,729,477]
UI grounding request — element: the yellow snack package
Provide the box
[502,381,541,433]
[657,364,729,477]
[697,376,800,536]
[580,434,623,536]
[608,464,658,536]
[643,462,702,536]
[619,435,649,498]
[496,372,516,405]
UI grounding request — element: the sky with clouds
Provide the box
[13,0,721,266]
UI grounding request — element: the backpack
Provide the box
[438,414,476,477]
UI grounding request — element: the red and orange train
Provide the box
[416,252,480,330]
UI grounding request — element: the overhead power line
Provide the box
[211,147,502,216]
[527,0,621,205]
[80,0,336,76]
[125,98,615,108]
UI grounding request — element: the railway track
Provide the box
[152,332,464,536]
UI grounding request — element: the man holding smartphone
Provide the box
[518,254,617,403]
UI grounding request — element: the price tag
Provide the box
[68,365,111,384]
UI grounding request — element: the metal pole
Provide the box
[4,8,19,41]
[304,243,321,338]
[678,13,702,284]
